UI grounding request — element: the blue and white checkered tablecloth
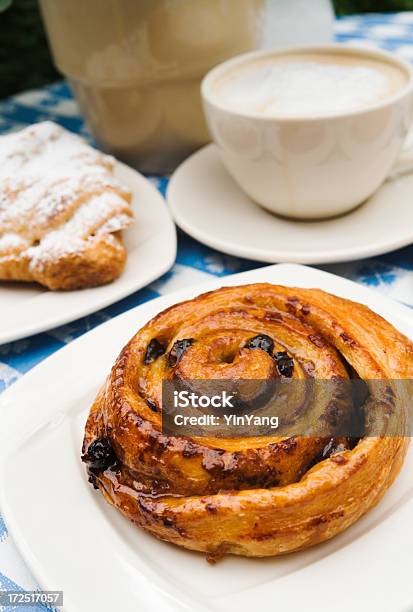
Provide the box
[2,11,413,608]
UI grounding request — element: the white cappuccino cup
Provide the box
[201,45,413,220]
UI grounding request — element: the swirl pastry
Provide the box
[0,121,133,290]
[82,284,412,559]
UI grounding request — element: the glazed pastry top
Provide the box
[82,283,413,558]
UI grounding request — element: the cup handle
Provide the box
[388,127,413,180]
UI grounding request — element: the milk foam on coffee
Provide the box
[215,53,407,116]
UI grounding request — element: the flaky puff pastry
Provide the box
[0,122,133,290]
[82,284,412,559]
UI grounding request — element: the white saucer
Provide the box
[0,162,176,345]
[1,264,413,612]
[168,144,413,265]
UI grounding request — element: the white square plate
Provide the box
[0,264,412,612]
[0,161,177,344]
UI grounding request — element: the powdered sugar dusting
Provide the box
[0,122,133,273]
[0,233,26,253]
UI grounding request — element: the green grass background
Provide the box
[0,0,412,99]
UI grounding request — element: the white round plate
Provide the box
[1,264,413,612]
[168,144,413,265]
[0,162,176,345]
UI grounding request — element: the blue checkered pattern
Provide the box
[2,12,413,607]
